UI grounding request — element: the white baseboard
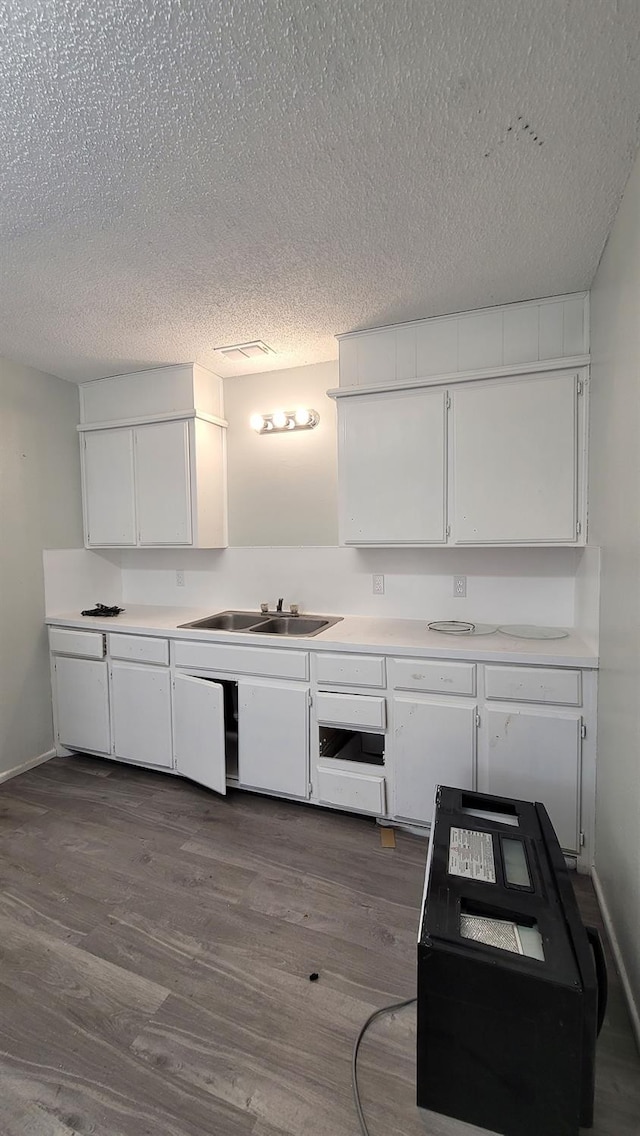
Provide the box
[592,866,640,1051]
[0,748,56,786]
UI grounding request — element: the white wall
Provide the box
[589,152,640,1038]
[0,358,83,776]
[223,361,338,545]
[113,545,578,626]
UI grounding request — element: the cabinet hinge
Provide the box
[446,524,451,539]
[445,392,451,410]
[475,712,481,728]
[576,521,582,536]
[577,379,583,396]
[308,782,313,796]
[308,692,313,707]
[579,831,585,848]
[580,722,587,740]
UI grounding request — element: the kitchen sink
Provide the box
[250,616,331,636]
[178,611,342,637]
[180,611,266,631]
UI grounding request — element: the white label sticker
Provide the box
[448,827,496,883]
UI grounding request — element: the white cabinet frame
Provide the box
[331,366,588,548]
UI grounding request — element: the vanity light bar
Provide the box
[250,409,320,434]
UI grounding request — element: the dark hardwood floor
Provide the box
[0,755,637,1135]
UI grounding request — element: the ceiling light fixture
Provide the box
[215,339,274,361]
[250,409,319,434]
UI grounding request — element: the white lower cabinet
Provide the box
[172,674,227,795]
[110,662,173,768]
[238,680,309,798]
[48,625,592,862]
[478,708,582,853]
[393,696,477,825]
[317,767,386,814]
[53,655,111,754]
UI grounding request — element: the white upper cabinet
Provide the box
[83,428,137,547]
[135,420,192,545]
[450,372,580,544]
[338,388,447,544]
[332,294,589,548]
[79,364,227,549]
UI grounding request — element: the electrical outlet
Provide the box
[176,570,185,587]
[373,574,385,595]
[453,575,467,598]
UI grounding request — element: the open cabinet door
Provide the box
[173,674,227,795]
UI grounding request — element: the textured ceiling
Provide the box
[1,0,639,383]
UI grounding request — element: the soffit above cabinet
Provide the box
[334,293,589,392]
[79,363,225,426]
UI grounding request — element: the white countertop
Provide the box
[46,605,599,667]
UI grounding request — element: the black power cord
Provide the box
[352,996,417,1136]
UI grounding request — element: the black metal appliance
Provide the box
[417,785,607,1136]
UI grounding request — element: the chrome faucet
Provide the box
[260,598,299,616]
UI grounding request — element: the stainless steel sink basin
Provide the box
[250,616,331,636]
[178,611,342,637]
[179,611,268,631]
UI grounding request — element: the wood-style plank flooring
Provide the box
[0,755,637,1136]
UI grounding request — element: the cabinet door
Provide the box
[135,420,192,545]
[173,674,226,795]
[110,662,173,768]
[82,428,136,546]
[238,681,309,798]
[53,655,110,753]
[393,696,476,825]
[450,372,578,543]
[478,708,581,852]
[339,388,447,544]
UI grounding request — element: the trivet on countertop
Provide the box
[81,603,125,617]
[427,621,497,636]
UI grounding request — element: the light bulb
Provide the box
[272,410,287,429]
[250,413,265,432]
[294,407,311,426]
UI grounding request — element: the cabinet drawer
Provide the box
[317,767,386,815]
[315,653,386,688]
[484,666,582,706]
[109,634,169,665]
[391,658,476,696]
[49,628,105,659]
[173,640,308,681]
[316,692,386,731]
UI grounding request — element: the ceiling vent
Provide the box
[215,340,274,362]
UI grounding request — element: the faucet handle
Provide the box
[290,603,299,616]
[260,602,269,614]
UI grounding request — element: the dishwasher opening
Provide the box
[319,726,385,766]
